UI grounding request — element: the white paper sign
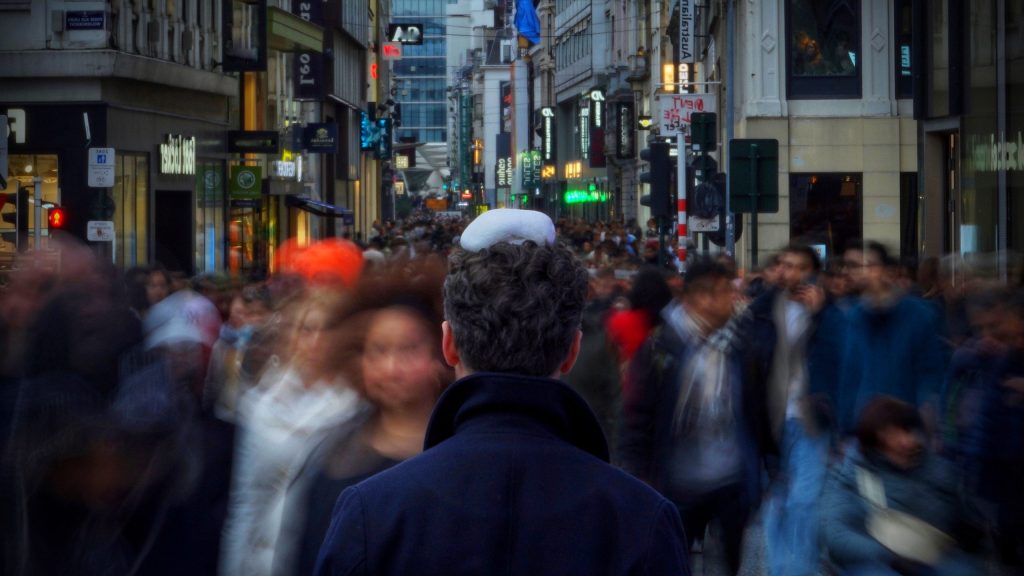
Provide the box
[87,220,115,242]
[655,94,716,139]
[88,147,115,188]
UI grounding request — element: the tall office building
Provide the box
[392,0,447,143]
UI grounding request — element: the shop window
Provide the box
[0,154,60,258]
[790,173,863,259]
[786,0,861,99]
[113,154,149,269]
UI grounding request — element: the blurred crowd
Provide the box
[0,214,1021,576]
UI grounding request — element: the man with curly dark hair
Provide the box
[315,209,690,576]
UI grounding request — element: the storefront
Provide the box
[919,0,1024,276]
[1,102,230,274]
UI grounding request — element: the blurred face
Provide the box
[146,271,171,305]
[228,296,248,329]
[843,249,888,295]
[294,305,338,373]
[778,251,815,292]
[688,278,737,331]
[877,425,924,470]
[361,308,442,411]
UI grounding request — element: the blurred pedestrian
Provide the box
[275,262,452,576]
[220,289,364,576]
[315,209,689,576]
[620,258,757,575]
[821,396,983,575]
[837,241,945,435]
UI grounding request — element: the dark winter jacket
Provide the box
[738,290,848,453]
[837,295,946,433]
[314,372,690,576]
[618,311,762,506]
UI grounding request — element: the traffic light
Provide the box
[638,141,672,216]
[0,188,28,251]
[48,206,66,229]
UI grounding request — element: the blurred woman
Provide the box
[220,289,363,576]
[273,262,451,576]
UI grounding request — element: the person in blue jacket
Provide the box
[837,241,945,435]
[314,209,690,576]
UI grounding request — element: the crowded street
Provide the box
[3,0,1024,574]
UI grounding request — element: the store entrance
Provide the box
[921,128,960,258]
[155,189,193,275]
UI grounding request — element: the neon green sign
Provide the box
[564,185,608,204]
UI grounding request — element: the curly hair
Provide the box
[444,241,589,377]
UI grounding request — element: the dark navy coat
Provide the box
[314,372,690,576]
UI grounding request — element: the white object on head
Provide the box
[458,209,556,251]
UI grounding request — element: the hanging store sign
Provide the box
[521,150,541,189]
[160,134,196,175]
[229,165,262,199]
[292,0,325,100]
[679,0,695,64]
[579,105,590,160]
[541,107,556,162]
[615,102,636,159]
[589,90,605,128]
[228,130,279,153]
[496,156,513,188]
[303,122,338,153]
[588,91,605,168]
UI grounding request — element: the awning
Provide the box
[268,7,324,53]
[286,196,354,225]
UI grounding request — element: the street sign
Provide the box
[689,215,720,232]
[87,220,115,242]
[729,139,779,213]
[654,94,716,139]
[88,147,115,188]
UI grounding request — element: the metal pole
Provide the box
[750,145,759,267]
[724,0,736,258]
[33,176,42,251]
[677,135,687,269]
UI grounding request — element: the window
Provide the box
[790,173,862,258]
[786,0,861,99]
[0,154,60,255]
[195,161,225,273]
[113,154,149,269]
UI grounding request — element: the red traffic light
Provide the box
[48,207,66,228]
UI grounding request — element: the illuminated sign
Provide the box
[370,63,378,79]
[382,43,402,59]
[496,156,513,187]
[564,183,608,204]
[589,90,604,128]
[541,164,556,179]
[616,102,635,159]
[969,131,1024,172]
[521,150,542,188]
[579,105,590,160]
[395,154,409,169]
[387,23,423,45]
[564,160,582,180]
[160,134,196,175]
[472,138,482,166]
[541,107,555,162]
[638,115,653,129]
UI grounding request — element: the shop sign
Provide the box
[66,11,105,31]
[579,105,590,160]
[160,134,196,175]
[4,109,25,144]
[521,150,541,189]
[589,90,605,128]
[395,154,409,169]
[655,93,716,139]
[230,165,262,199]
[969,131,1024,172]
[540,107,556,162]
[387,23,424,45]
[638,115,653,130]
[382,43,402,59]
[496,156,513,188]
[270,160,297,179]
[616,102,636,159]
[292,0,325,100]
[679,0,695,63]
[303,122,338,153]
[228,130,279,153]
[588,91,605,168]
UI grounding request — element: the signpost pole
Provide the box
[33,176,42,251]
[750,144,759,267]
